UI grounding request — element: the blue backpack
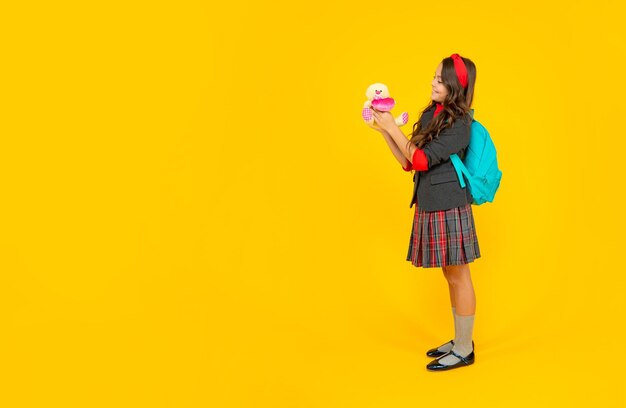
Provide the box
[449,110,502,205]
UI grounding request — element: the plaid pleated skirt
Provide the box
[406,203,481,268]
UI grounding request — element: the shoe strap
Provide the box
[448,349,471,365]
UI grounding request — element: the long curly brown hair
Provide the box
[404,55,477,156]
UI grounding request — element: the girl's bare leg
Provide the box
[436,263,476,364]
[429,266,456,355]
[444,263,475,316]
[442,266,456,308]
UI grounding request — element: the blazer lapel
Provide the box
[422,108,435,126]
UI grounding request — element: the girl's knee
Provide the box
[443,264,470,283]
[442,266,455,285]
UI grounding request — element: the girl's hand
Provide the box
[371,109,397,132]
[366,120,385,133]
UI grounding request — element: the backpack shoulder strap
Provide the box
[450,109,476,188]
[450,154,471,189]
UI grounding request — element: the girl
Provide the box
[369,54,480,371]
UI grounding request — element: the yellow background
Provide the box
[1,0,624,406]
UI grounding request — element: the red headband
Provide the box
[450,53,468,89]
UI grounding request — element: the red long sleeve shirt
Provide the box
[402,103,444,172]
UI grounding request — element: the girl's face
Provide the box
[431,63,448,103]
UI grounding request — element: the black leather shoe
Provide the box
[426,348,475,371]
[426,340,474,357]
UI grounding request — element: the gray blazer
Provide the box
[410,105,474,211]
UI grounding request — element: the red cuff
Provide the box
[402,148,428,171]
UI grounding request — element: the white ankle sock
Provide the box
[452,306,457,335]
[437,313,474,366]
